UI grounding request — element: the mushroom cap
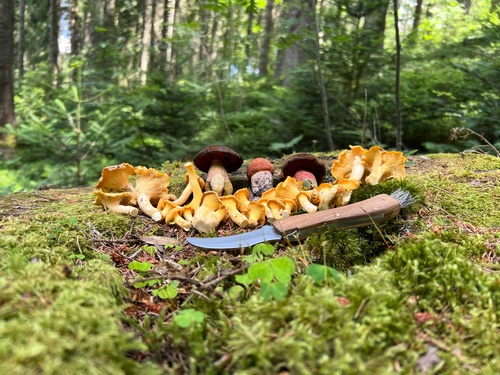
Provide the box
[193,145,243,173]
[247,158,274,179]
[281,153,326,184]
[96,163,135,192]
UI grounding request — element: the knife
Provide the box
[187,189,414,250]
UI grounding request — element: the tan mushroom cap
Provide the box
[331,145,366,182]
[95,163,135,193]
[364,149,406,185]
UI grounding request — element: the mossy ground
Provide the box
[0,153,498,374]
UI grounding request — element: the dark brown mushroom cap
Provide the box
[247,158,274,179]
[281,153,326,183]
[193,145,243,173]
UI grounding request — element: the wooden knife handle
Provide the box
[272,194,401,237]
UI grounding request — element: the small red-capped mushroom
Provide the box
[193,146,243,196]
[247,158,275,199]
[281,153,326,189]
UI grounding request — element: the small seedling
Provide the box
[152,280,179,299]
[172,309,206,328]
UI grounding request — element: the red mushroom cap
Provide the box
[193,146,243,173]
[281,153,326,183]
[247,158,274,179]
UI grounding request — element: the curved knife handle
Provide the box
[272,194,401,237]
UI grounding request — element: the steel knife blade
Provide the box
[187,191,411,250]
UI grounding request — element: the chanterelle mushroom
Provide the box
[93,191,138,216]
[247,158,275,199]
[331,145,366,183]
[281,153,326,189]
[192,191,227,234]
[96,163,135,193]
[193,145,243,196]
[134,166,171,221]
[364,148,406,185]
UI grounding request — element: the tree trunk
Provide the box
[412,0,424,32]
[140,0,154,85]
[245,0,255,60]
[70,0,80,56]
[312,0,334,151]
[159,0,169,73]
[393,0,402,151]
[274,0,315,86]
[49,0,60,79]
[18,0,26,81]
[258,0,274,77]
[0,0,16,140]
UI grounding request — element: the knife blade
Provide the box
[187,189,413,250]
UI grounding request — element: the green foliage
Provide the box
[172,309,206,328]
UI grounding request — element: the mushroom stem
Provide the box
[107,203,139,216]
[137,193,163,221]
[185,162,203,209]
[206,160,232,196]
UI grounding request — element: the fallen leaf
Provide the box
[415,345,441,374]
[140,235,179,246]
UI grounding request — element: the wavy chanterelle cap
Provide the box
[331,145,366,182]
[95,163,135,193]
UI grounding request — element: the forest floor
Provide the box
[0,152,499,374]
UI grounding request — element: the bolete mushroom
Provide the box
[134,166,171,221]
[95,163,135,193]
[364,147,406,185]
[247,158,275,199]
[93,191,138,216]
[281,153,326,189]
[193,146,243,196]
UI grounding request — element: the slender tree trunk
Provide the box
[393,0,402,151]
[141,0,154,85]
[412,0,424,32]
[49,0,60,80]
[274,0,315,86]
[245,0,255,60]
[258,0,274,76]
[70,0,80,56]
[18,0,26,81]
[312,0,334,151]
[159,0,169,72]
[0,0,16,140]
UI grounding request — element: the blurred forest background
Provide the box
[0,0,498,193]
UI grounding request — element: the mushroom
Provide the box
[193,146,243,196]
[275,176,317,213]
[192,191,227,234]
[246,201,266,228]
[162,174,205,207]
[316,179,360,210]
[247,158,275,199]
[281,153,326,189]
[93,191,138,216]
[364,148,406,186]
[266,199,287,221]
[220,195,249,228]
[331,145,366,183]
[164,205,192,231]
[133,166,171,221]
[95,163,135,193]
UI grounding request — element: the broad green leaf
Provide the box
[306,264,343,284]
[248,262,274,283]
[252,243,275,256]
[128,260,153,272]
[152,282,179,299]
[235,273,253,285]
[173,309,205,328]
[260,282,289,301]
[270,257,296,284]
